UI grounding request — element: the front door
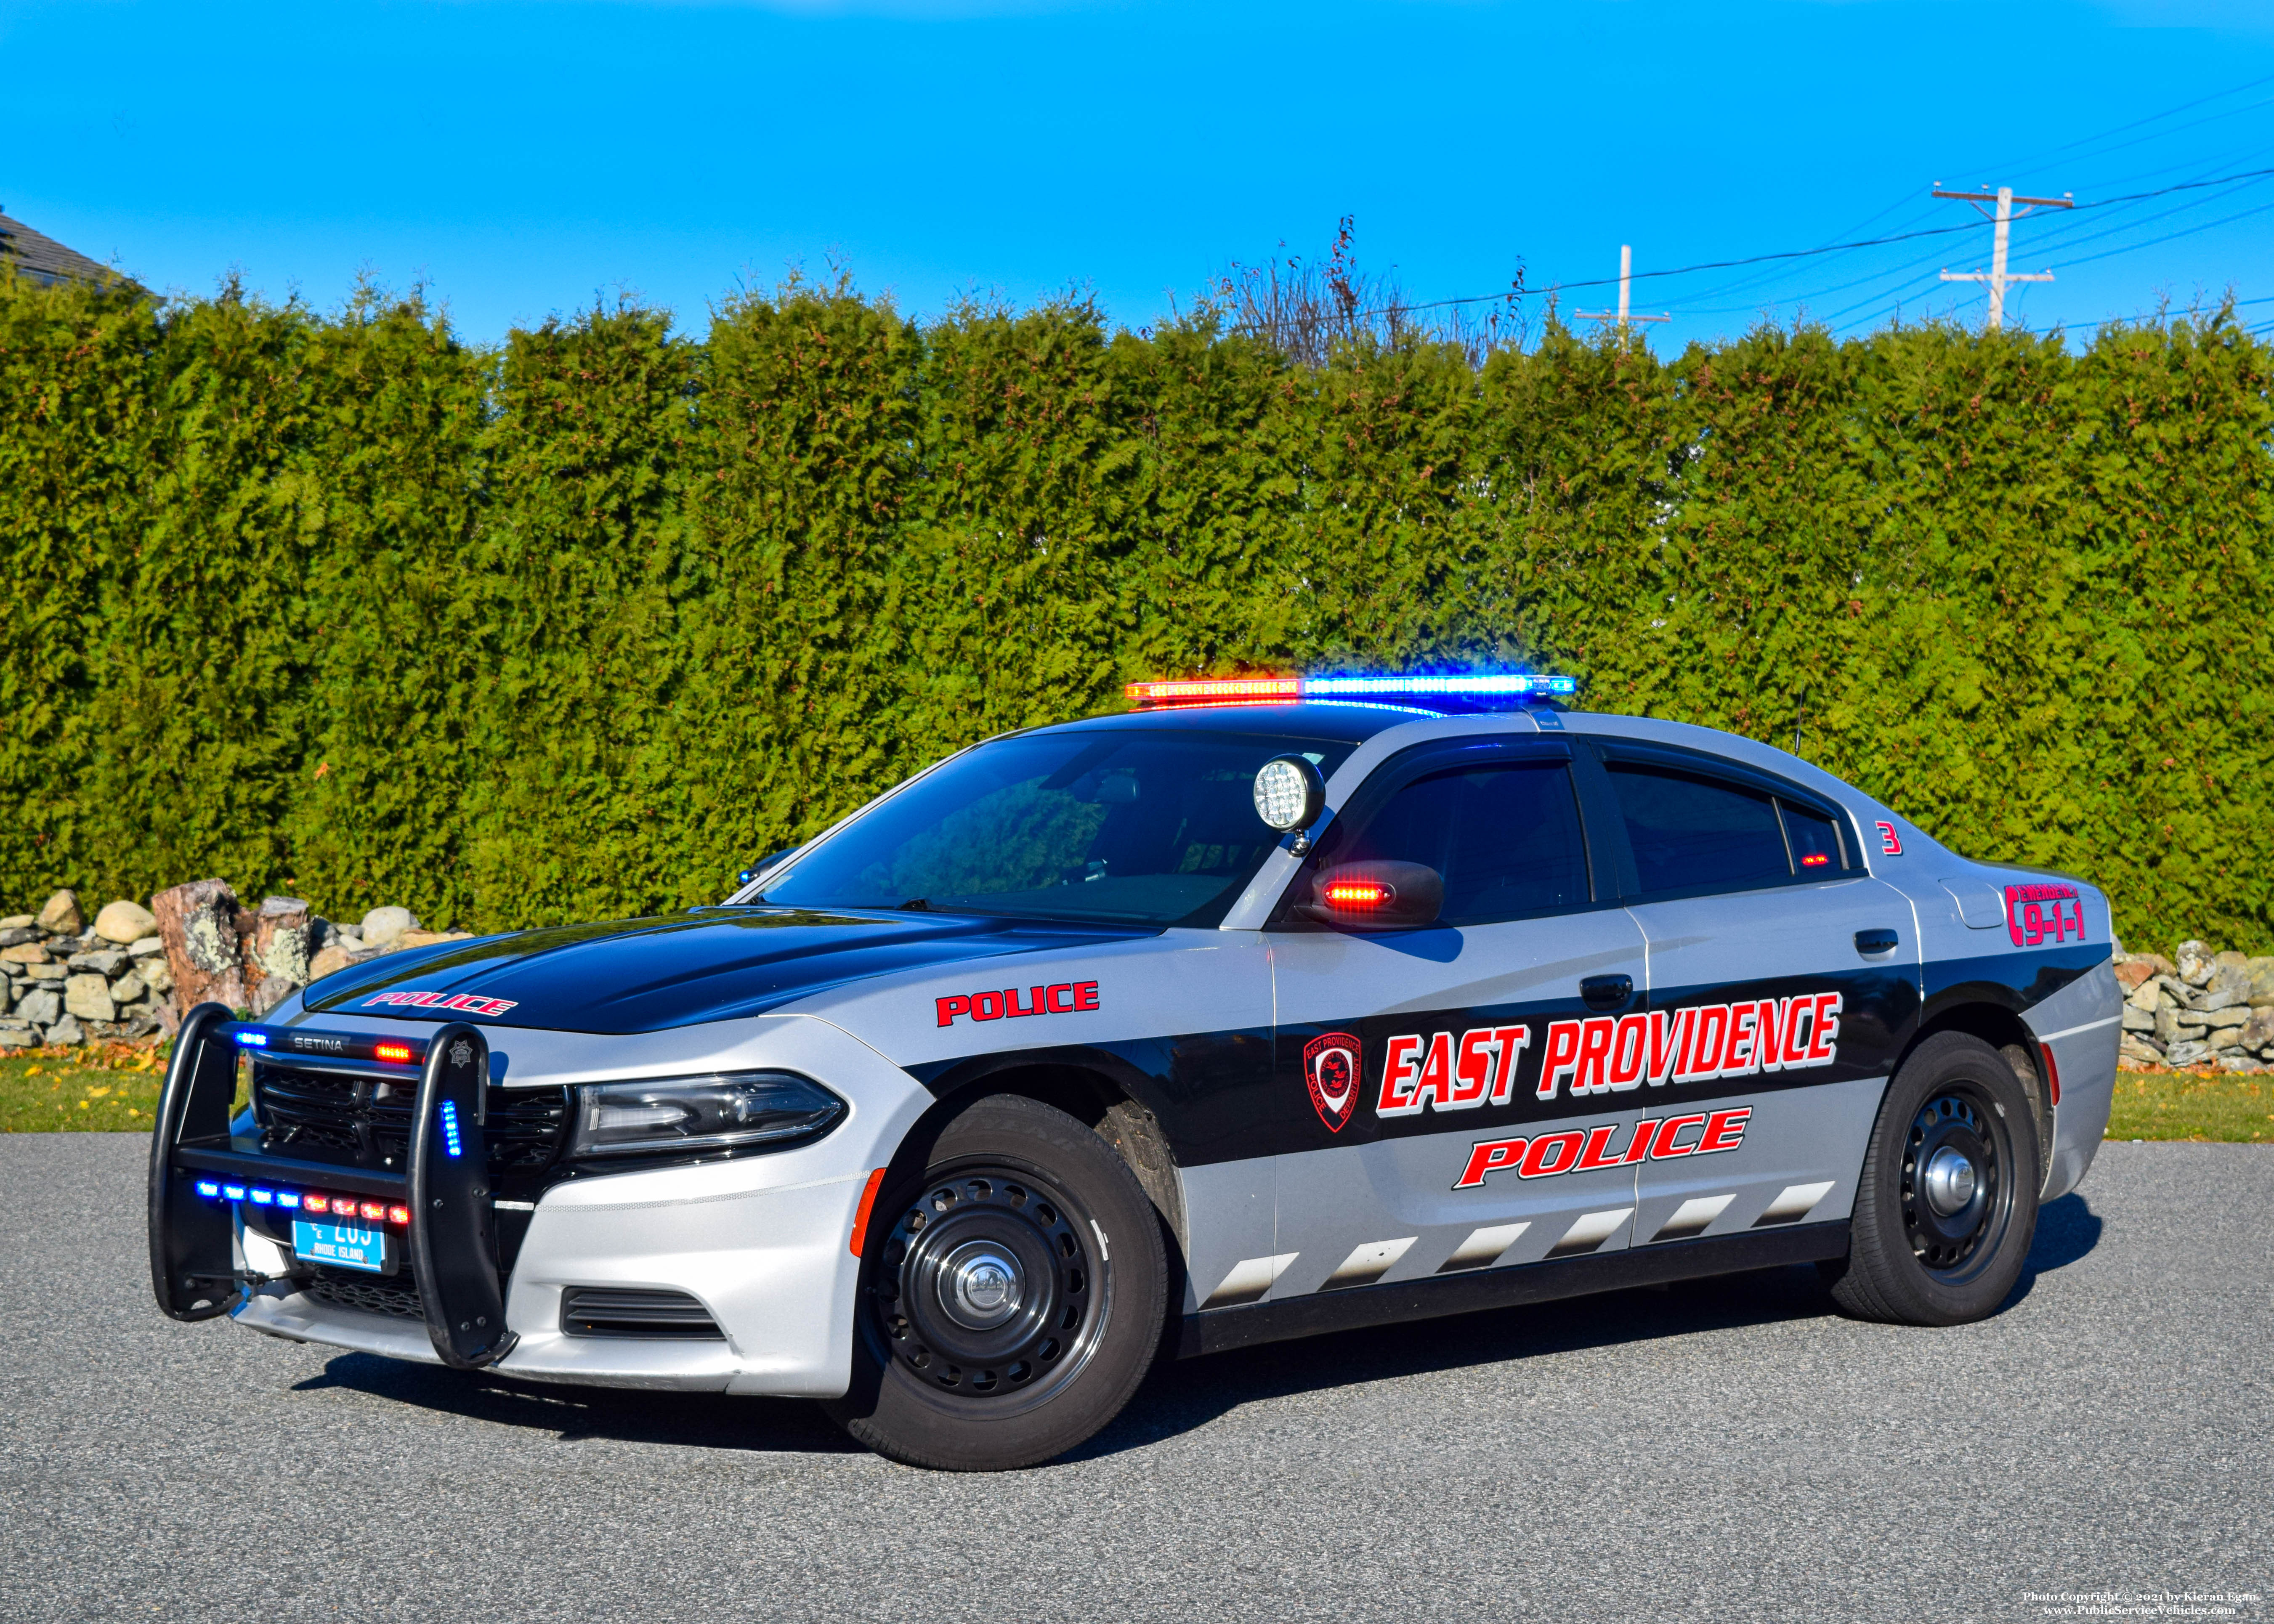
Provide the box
[1241,738,1653,1311]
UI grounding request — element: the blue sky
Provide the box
[7,0,2274,350]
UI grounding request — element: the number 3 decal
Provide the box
[1874,820,1903,855]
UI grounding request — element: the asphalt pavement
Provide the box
[2,1134,2268,1623]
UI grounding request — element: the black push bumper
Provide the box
[147,1003,520,1369]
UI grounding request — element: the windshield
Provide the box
[757,727,1361,926]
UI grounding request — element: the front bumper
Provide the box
[158,1009,933,1398]
[235,1164,872,1393]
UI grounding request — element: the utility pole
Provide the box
[1934,184,2073,329]
[1576,245,1671,337]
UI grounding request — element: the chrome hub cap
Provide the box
[1921,1147,1978,1216]
[940,1241,1023,1329]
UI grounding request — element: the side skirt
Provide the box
[1174,1221,1850,1359]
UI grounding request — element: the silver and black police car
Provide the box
[149,672,2122,1470]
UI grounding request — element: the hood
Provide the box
[299,907,1150,1035]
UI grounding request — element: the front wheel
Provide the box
[824,1093,1167,1470]
[1825,1030,2041,1326]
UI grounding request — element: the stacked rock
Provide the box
[2115,939,2274,1072]
[0,884,475,1049]
[0,892,171,1048]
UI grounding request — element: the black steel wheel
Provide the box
[877,1165,1102,1408]
[1827,1030,2040,1326]
[824,1093,1167,1470]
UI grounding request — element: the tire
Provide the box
[823,1093,1168,1470]
[1825,1030,2041,1326]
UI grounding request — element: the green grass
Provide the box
[2107,1068,2274,1144]
[0,1043,172,1132]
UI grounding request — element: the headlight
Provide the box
[568,1071,845,1160]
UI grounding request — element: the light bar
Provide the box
[190,1182,427,1226]
[1305,674,1576,698]
[1124,672,1577,710]
[1123,677,1302,706]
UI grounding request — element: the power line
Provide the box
[1254,165,2274,332]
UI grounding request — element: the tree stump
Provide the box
[150,879,248,1014]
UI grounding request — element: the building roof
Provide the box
[0,209,133,289]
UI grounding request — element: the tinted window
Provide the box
[1323,760,1589,924]
[1606,763,1791,894]
[1780,801,1846,873]
[760,729,1356,926]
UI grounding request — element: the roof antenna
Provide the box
[1793,686,1806,756]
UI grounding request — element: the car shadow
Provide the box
[294,1199,2106,1467]
[1997,1190,2104,1311]
[292,1355,864,1455]
[1065,1262,1842,1464]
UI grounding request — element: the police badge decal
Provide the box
[1304,1031,1362,1132]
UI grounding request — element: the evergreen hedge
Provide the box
[2,270,2266,951]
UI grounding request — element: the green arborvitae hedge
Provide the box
[1,268,2266,950]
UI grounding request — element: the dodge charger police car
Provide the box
[149,673,2121,1470]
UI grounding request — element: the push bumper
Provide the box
[155,1006,931,1398]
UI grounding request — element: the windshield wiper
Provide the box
[898,898,932,912]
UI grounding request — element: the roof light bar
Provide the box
[1124,673,1578,710]
[1123,677,1303,706]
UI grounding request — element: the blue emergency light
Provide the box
[439,1099,464,1159]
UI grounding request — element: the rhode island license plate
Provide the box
[293,1220,391,1274]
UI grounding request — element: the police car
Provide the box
[148,673,2122,1470]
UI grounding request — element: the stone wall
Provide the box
[0,882,470,1049]
[2114,940,2274,1072]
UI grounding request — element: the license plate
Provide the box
[293,1220,391,1274]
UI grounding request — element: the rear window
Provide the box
[1605,764,1791,894]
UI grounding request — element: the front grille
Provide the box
[253,1063,568,1173]
[560,1287,725,1340]
[305,1266,425,1321]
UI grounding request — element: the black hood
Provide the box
[298,908,1148,1035]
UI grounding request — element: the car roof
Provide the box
[1041,701,1422,746]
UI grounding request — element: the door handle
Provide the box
[1854,928,1899,955]
[1579,974,1634,1011]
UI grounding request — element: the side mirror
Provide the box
[1297,861,1445,930]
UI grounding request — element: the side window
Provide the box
[1325,760,1590,924]
[1605,763,1791,895]
[1778,801,1847,872]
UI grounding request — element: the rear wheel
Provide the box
[824,1093,1166,1470]
[1826,1030,2040,1326]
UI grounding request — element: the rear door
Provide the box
[1579,740,1921,1249]
[1248,737,1653,1312]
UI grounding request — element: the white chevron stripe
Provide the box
[1201,1252,1299,1309]
[1321,1237,1417,1291]
[1546,1207,1634,1257]
[1754,1181,1836,1226]
[1437,1222,1530,1273]
[1650,1194,1735,1242]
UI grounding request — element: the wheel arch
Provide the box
[1899,995,2054,1183]
[894,1048,1190,1260]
